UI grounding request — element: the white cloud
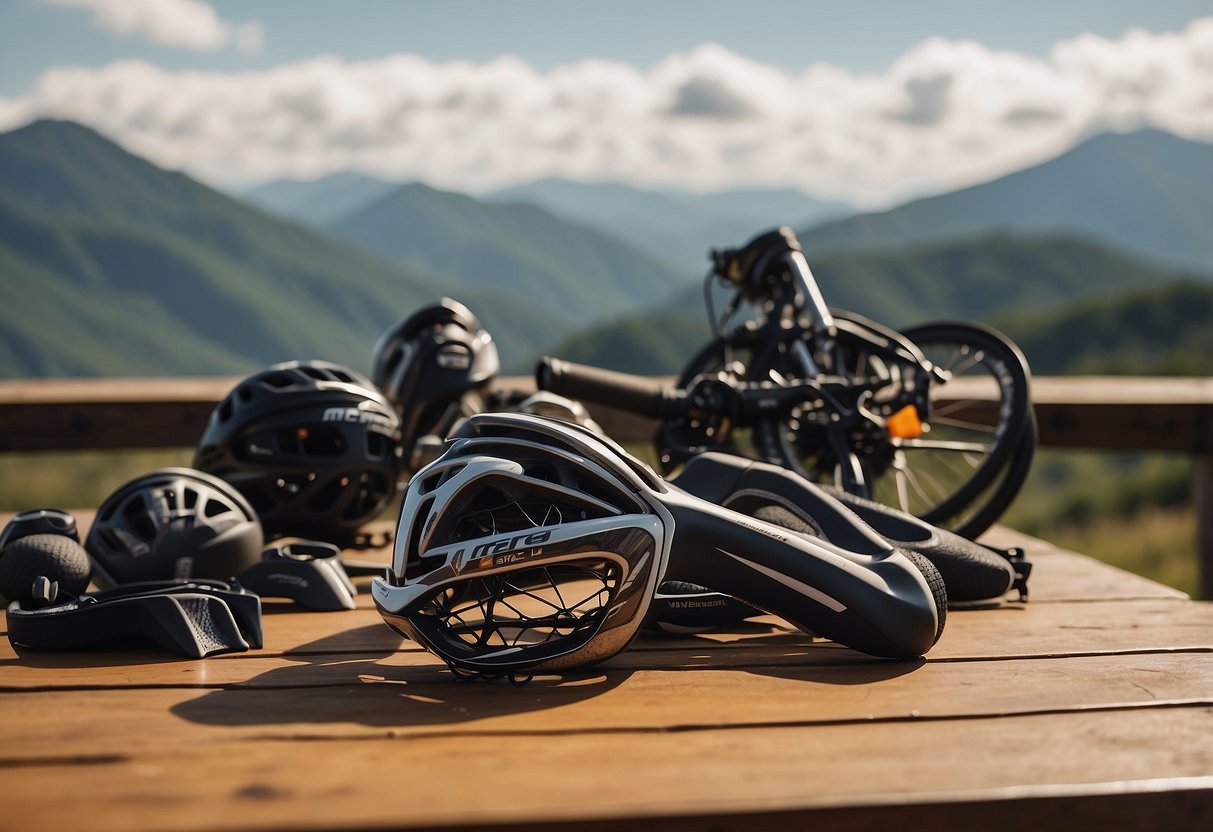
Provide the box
[3,17,1210,206]
[43,0,262,54]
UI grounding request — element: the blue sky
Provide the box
[1,1,1209,203]
[4,0,1208,92]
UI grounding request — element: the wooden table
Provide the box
[2,518,1211,831]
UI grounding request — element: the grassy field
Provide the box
[998,449,1198,595]
[0,445,1200,597]
[0,448,195,513]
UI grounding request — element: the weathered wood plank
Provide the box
[980,526,1189,601]
[4,599,1212,689]
[1,654,1210,758]
[1,708,1210,832]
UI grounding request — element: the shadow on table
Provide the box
[623,621,926,684]
[171,622,636,729]
[170,619,924,730]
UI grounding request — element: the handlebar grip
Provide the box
[536,357,686,419]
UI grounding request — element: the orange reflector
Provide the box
[887,404,923,439]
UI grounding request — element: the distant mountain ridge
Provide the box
[241,172,399,227]
[328,181,693,323]
[0,120,563,377]
[239,174,853,272]
[802,129,1213,275]
[487,177,853,269]
[5,119,1209,383]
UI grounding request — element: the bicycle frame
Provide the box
[699,247,951,495]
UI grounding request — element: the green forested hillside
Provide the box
[801,129,1213,274]
[541,314,712,376]
[811,234,1179,324]
[999,281,1213,375]
[0,120,564,376]
[329,182,694,323]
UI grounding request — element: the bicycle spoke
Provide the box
[898,438,993,454]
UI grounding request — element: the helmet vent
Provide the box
[236,385,253,402]
[218,399,233,422]
[276,425,346,457]
[202,498,229,518]
[423,561,619,651]
[122,497,156,540]
[404,494,436,576]
[382,349,403,376]
[306,477,344,511]
[417,466,455,495]
[343,473,390,522]
[182,488,199,510]
[262,373,294,389]
[300,365,328,381]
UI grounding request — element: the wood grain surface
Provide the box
[1,515,1211,831]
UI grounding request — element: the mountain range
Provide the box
[244,129,1212,279]
[240,173,852,272]
[485,178,852,269]
[801,129,1213,274]
[3,119,1210,383]
[0,120,562,376]
[327,182,691,323]
[242,172,398,227]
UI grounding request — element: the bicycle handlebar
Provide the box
[537,356,849,428]
[537,357,690,418]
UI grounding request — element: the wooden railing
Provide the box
[2,375,1210,595]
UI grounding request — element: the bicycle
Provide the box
[539,227,1036,540]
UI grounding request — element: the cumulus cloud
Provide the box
[43,0,262,53]
[3,17,1210,205]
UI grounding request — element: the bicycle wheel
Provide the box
[752,317,1034,538]
[870,321,1035,537]
[927,414,1036,540]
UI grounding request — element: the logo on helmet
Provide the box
[455,529,554,570]
[437,345,472,371]
[321,407,396,434]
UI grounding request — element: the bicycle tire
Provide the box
[892,321,1036,538]
[919,410,1037,540]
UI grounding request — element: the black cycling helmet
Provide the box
[194,360,402,544]
[371,298,500,469]
[373,412,943,679]
[86,468,264,587]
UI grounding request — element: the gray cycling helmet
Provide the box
[371,298,500,470]
[86,468,264,587]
